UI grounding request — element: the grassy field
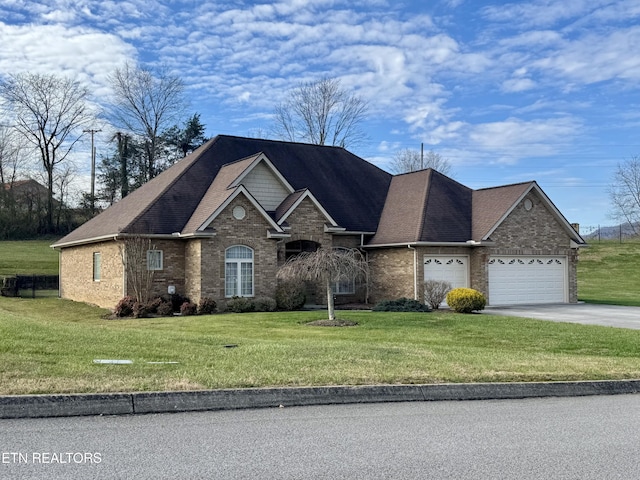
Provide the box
[577,240,640,306]
[1,296,640,395]
[0,240,59,276]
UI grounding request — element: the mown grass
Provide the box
[0,240,59,276]
[1,240,640,395]
[1,297,640,395]
[578,240,640,306]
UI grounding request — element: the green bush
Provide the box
[197,297,217,315]
[225,296,255,313]
[275,281,306,311]
[253,296,277,312]
[372,297,431,312]
[446,288,486,313]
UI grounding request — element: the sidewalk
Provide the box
[2,380,640,419]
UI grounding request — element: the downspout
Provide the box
[58,249,61,299]
[408,244,418,300]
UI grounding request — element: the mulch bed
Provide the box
[305,319,358,327]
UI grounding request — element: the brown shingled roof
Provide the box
[52,134,584,250]
[368,170,431,245]
[369,169,472,245]
[181,155,257,233]
[53,135,392,248]
[472,182,533,241]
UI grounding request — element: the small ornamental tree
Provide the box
[277,247,368,321]
[118,236,156,303]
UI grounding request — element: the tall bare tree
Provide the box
[273,77,368,148]
[108,62,185,181]
[608,156,640,235]
[277,247,368,321]
[0,73,93,233]
[0,125,25,187]
[390,148,453,175]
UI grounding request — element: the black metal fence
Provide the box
[580,224,640,243]
[1,275,59,298]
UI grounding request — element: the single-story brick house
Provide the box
[52,135,585,309]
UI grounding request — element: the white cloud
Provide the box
[480,0,613,28]
[531,27,640,83]
[0,22,135,93]
[502,77,537,92]
[468,116,581,163]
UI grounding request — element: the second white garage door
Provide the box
[424,256,469,289]
[488,256,566,305]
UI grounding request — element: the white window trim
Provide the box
[93,252,101,282]
[332,278,355,295]
[147,250,163,271]
[225,245,254,298]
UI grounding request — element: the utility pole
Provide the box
[83,128,101,214]
[420,143,424,170]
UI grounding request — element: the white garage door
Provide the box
[424,256,469,290]
[488,256,566,305]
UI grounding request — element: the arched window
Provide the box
[225,246,254,297]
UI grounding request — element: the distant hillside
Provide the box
[581,223,639,241]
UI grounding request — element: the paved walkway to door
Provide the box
[485,303,640,330]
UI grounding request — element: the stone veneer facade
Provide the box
[368,190,580,305]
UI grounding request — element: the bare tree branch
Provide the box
[119,236,156,303]
[108,62,185,180]
[0,73,93,232]
[272,77,368,149]
[608,156,640,235]
[390,148,453,176]
[276,248,368,320]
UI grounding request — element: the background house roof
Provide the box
[53,135,392,247]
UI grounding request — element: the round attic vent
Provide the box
[232,205,246,220]
[524,198,533,211]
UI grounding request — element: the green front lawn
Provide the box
[1,297,639,395]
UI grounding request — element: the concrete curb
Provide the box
[2,380,640,419]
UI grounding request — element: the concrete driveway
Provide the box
[485,303,640,330]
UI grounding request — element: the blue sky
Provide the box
[1,0,639,230]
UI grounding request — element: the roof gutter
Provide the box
[51,234,121,250]
[364,240,496,249]
[51,232,217,249]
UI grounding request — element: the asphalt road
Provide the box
[2,394,640,479]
